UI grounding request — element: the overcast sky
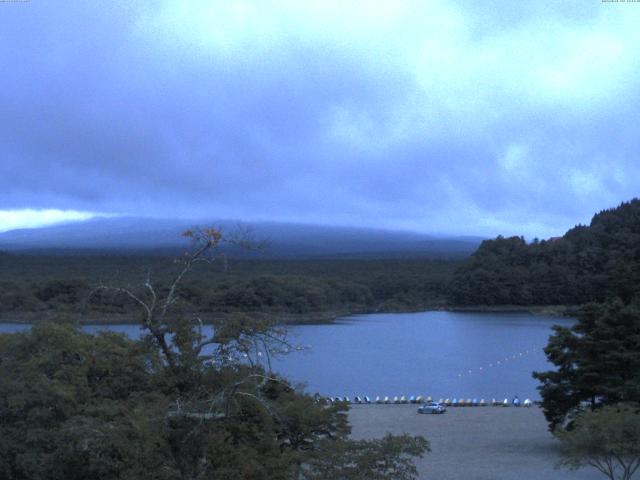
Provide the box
[1,0,639,237]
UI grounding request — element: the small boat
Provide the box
[471,398,479,406]
[416,395,424,403]
[400,396,407,404]
[479,399,486,406]
[409,395,416,403]
[383,396,390,404]
[502,398,509,407]
[523,398,532,407]
[393,396,400,404]
[444,398,451,406]
[375,396,382,403]
[354,396,362,404]
[344,396,351,404]
[452,398,459,407]
[458,398,466,407]
[426,396,433,403]
[364,396,371,403]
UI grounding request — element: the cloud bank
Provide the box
[1,0,639,237]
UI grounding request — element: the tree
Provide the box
[449,198,640,306]
[556,403,640,480]
[1,227,429,479]
[0,323,168,480]
[533,299,640,430]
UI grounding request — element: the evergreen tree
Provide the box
[533,299,640,430]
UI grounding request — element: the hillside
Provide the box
[448,199,640,305]
[0,217,481,259]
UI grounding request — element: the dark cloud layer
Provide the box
[1,0,639,237]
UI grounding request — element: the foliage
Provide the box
[0,323,168,480]
[302,434,429,480]
[0,254,457,320]
[450,199,640,305]
[533,299,640,430]
[555,403,640,480]
[0,228,428,479]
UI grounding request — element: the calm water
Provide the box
[0,311,571,400]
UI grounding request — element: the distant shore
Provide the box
[0,304,577,326]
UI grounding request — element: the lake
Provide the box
[0,311,570,400]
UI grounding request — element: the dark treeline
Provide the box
[0,255,458,322]
[449,199,640,306]
[4,199,639,321]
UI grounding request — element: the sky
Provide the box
[1,0,639,238]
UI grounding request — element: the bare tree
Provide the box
[89,226,300,420]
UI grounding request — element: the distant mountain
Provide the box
[0,217,483,259]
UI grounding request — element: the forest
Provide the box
[2,199,640,325]
[0,230,429,479]
[449,199,640,306]
[0,254,458,324]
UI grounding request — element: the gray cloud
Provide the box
[1,0,639,237]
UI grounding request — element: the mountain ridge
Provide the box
[0,216,484,258]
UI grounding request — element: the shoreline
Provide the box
[0,304,577,325]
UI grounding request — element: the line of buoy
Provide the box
[455,347,538,378]
[323,396,533,407]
